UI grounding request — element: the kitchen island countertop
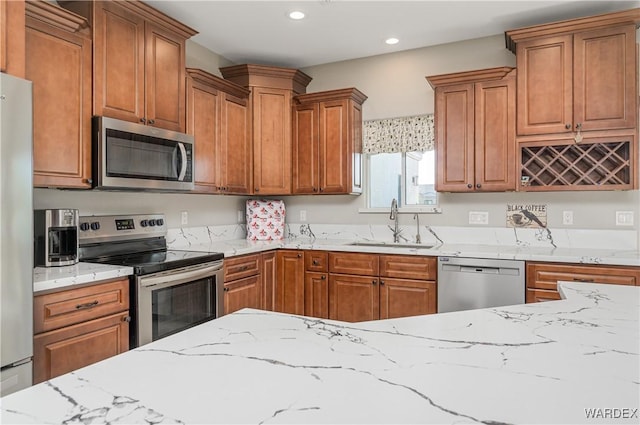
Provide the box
[2,282,638,424]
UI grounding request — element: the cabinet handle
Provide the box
[297,253,302,258]
[148,119,155,125]
[312,259,319,266]
[372,279,377,285]
[572,278,594,283]
[140,118,146,124]
[123,316,131,323]
[83,178,93,185]
[312,187,317,192]
[565,123,571,130]
[75,300,99,310]
[319,187,324,192]
[240,265,248,271]
[223,287,229,292]
[476,183,481,189]
[575,123,582,130]
[255,188,260,192]
[467,184,472,189]
[321,275,326,280]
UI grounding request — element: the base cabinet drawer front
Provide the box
[526,288,562,303]
[379,278,436,320]
[224,275,262,315]
[33,311,129,384]
[329,252,379,276]
[329,274,379,322]
[224,254,261,281]
[305,251,328,272]
[34,279,129,334]
[526,262,640,293]
[379,255,437,280]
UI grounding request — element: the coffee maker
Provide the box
[34,209,79,267]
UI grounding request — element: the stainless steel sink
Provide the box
[348,241,435,249]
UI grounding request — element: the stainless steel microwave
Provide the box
[93,117,194,191]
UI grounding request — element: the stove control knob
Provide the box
[140,220,148,227]
[79,222,90,231]
[148,219,156,227]
[90,222,100,231]
[156,218,164,226]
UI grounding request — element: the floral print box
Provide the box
[246,199,286,241]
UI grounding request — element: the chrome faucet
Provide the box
[414,213,421,244]
[389,198,402,243]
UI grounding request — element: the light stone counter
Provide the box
[1,282,638,424]
[33,263,134,294]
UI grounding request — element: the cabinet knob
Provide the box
[467,184,473,189]
[312,187,317,192]
[83,178,93,185]
[140,118,146,123]
[255,188,259,192]
[312,260,319,266]
[372,280,377,285]
[380,280,385,285]
[575,123,582,130]
[123,316,131,323]
[148,119,155,125]
[476,183,481,189]
[223,287,229,292]
[321,275,326,280]
[319,187,324,192]
[565,123,571,130]
[297,253,302,258]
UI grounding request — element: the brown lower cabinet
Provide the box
[526,262,640,302]
[223,251,277,314]
[33,278,130,384]
[275,250,305,315]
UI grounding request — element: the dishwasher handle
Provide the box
[442,263,521,276]
[459,265,500,274]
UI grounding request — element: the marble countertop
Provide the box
[3,282,638,424]
[176,237,640,267]
[33,263,134,294]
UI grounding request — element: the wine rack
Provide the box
[520,138,635,191]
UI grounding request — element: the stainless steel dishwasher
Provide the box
[437,257,525,313]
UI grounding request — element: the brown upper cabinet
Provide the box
[427,67,516,192]
[293,88,367,195]
[220,64,312,195]
[26,1,92,188]
[505,10,639,137]
[1,0,26,77]
[186,68,251,194]
[59,1,197,132]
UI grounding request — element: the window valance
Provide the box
[363,114,434,154]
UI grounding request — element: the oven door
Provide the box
[136,260,223,347]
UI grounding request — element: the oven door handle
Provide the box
[139,262,223,289]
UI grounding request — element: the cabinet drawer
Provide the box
[379,255,436,280]
[526,288,562,303]
[526,262,640,291]
[305,251,328,272]
[33,311,129,384]
[329,252,378,276]
[224,254,261,281]
[34,278,129,334]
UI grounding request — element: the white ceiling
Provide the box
[148,1,640,69]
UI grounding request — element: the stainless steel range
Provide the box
[79,214,224,348]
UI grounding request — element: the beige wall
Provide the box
[35,37,639,233]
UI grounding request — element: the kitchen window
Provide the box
[361,114,440,212]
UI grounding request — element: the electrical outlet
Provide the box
[237,210,244,223]
[562,211,574,225]
[181,211,188,226]
[469,211,488,225]
[616,211,634,226]
[300,210,307,222]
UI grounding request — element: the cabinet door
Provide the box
[474,74,516,191]
[26,16,92,189]
[292,102,319,194]
[93,1,145,123]
[252,87,292,195]
[144,21,186,132]
[304,272,329,319]
[434,83,475,192]
[1,0,25,77]
[261,251,276,311]
[516,35,573,136]
[224,275,261,315]
[329,274,379,322]
[0,0,5,72]
[573,25,637,132]
[33,311,129,384]
[319,99,350,194]
[379,278,436,319]
[221,93,252,194]
[186,76,220,193]
[275,250,304,315]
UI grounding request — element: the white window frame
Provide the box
[358,152,442,214]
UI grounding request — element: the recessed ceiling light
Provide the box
[288,10,305,20]
[385,37,399,45]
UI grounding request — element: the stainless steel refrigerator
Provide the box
[0,72,33,396]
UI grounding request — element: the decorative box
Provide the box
[246,199,286,241]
